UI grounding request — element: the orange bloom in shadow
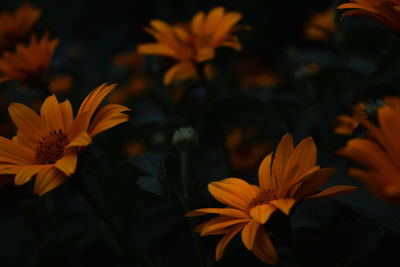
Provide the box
[0,32,58,83]
[187,134,357,263]
[304,7,335,41]
[337,0,400,32]
[0,3,41,53]
[113,52,143,70]
[0,83,130,196]
[137,6,245,85]
[335,102,367,135]
[339,97,400,203]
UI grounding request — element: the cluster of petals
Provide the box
[0,32,58,83]
[339,97,400,203]
[337,0,400,32]
[187,134,357,263]
[137,6,244,84]
[0,3,41,53]
[0,83,130,196]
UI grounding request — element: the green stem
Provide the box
[178,150,205,267]
[70,175,151,267]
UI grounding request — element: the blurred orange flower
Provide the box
[0,32,58,83]
[49,75,73,94]
[138,6,245,85]
[0,83,130,196]
[113,52,143,70]
[124,140,146,157]
[335,102,367,135]
[339,97,400,203]
[0,3,41,53]
[337,0,400,32]
[304,7,335,41]
[187,134,357,263]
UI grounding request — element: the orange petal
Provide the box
[285,137,317,181]
[249,204,276,224]
[66,131,92,148]
[241,219,260,250]
[306,185,358,199]
[34,167,67,196]
[258,152,273,191]
[208,178,257,210]
[272,133,294,187]
[215,223,245,261]
[163,62,197,85]
[190,11,205,34]
[137,43,175,57]
[251,226,278,264]
[40,95,65,131]
[0,136,35,165]
[200,217,249,236]
[88,104,130,137]
[196,47,215,62]
[204,7,225,35]
[378,106,400,166]
[269,198,296,215]
[15,165,42,185]
[54,152,77,176]
[185,208,250,219]
[293,168,335,201]
[212,12,242,46]
[68,112,91,141]
[8,102,47,141]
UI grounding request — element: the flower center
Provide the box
[247,187,279,211]
[35,130,68,164]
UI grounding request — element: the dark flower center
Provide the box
[247,187,279,211]
[35,130,68,164]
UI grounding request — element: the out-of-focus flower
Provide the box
[129,75,151,97]
[337,0,400,32]
[124,140,146,157]
[138,6,245,85]
[335,102,367,136]
[339,97,400,203]
[49,75,73,94]
[233,59,279,90]
[113,52,143,70]
[0,3,41,53]
[0,33,58,83]
[187,134,357,263]
[304,8,335,41]
[0,83,130,195]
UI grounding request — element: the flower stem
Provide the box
[70,175,151,267]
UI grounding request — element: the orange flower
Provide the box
[0,32,58,83]
[113,52,143,70]
[0,3,41,53]
[0,83,130,196]
[337,0,400,32]
[187,134,357,263]
[49,75,73,94]
[335,102,367,135]
[304,7,335,41]
[124,140,146,157]
[137,6,244,85]
[339,97,400,203]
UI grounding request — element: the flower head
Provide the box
[0,3,41,53]
[304,7,335,41]
[0,83,130,196]
[335,102,367,136]
[339,97,400,203]
[187,134,357,263]
[137,6,245,85]
[337,0,400,32]
[0,32,58,83]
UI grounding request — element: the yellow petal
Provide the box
[163,62,197,85]
[269,198,296,215]
[251,226,278,264]
[137,43,175,57]
[191,11,205,34]
[212,12,242,46]
[285,137,317,181]
[306,185,358,199]
[15,165,42,185]
[150,20,179,47]
[200,217,249,236]
[54,152,77,176]
[34,167,67,196]
[241,219,260,250]
[204,7,225,35]
[66,131,92,148]
[77,83,117,119]
[185,208,250,219]
[249,204,276,224]
[196,47,215,62]
[208,178,257,210]
[378,106,400,166]
[258,152,273,191]
[8,102,47,141]
[215,223,245,261]
[68,112,91,141]
[88,104,130,137]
